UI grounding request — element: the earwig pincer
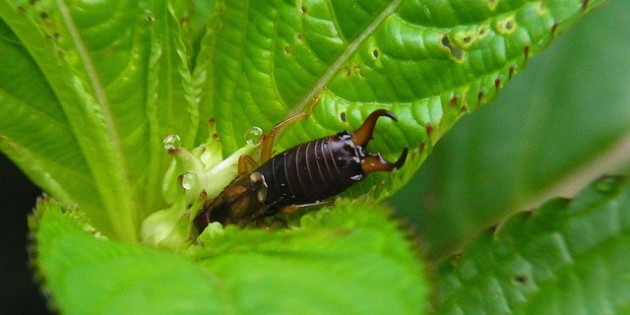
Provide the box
[194,109,408,230]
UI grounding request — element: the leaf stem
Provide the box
[288,0,403,117]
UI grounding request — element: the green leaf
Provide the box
[2,0,607,312]
[434,176,630,314]
[0,1,197,241]
[1,0,603,242]
[191,198,428,314]
[196,0,605,202]
[390,0,630,258]
[31,197,427,314]
[29,198,223,314]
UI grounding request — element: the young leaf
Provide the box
[0,1,198,240]
[31,197,427,314]
[29,198,224,314]
[435,176,630,314]
[192,198,427,314]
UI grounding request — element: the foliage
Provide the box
[436,176,630,314]
[2,0,626,314]
[391,0,630,259]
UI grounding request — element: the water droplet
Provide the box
[244,126,263,145]
[163,134,181,150]
[181,172,198,190]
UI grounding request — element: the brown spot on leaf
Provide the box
[508,66,516,79]
[450,96,458,106]
[551,23,558,35]
[524,46,530,59]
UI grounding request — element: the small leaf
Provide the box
[0,1,199,240]
[434,176,630,314]
[192,198,427,314]
[30,198,223,314]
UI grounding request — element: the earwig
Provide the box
[194,109,408,230]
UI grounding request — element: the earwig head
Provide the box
[350,110,408,174]
[350,109,397,147]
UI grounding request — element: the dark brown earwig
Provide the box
[194,109,408,229]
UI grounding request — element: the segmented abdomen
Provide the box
[256,132,364,213]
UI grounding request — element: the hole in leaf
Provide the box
[372,49,380,59]
[551,23,559,35]
[179,15,189,26]
[440,34,463,60]
[145,11,155,23]
[513,274,529,284]
[497,17,517,34]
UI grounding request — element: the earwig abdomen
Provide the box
[256,131,364,216]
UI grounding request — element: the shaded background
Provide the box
[1,153,49,314]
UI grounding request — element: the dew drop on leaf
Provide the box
[162,134,181,150]
[244,126,263,145]
[181,172,198,190]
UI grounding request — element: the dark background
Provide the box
[1,153,51,314]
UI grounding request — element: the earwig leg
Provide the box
[271,216,290,228]
[280,199,334,214]
[238,155,258,173]
[361,147,409,174]
[256,218,271,228]
[351,110,397,146]
[261,113,306,162]
[260,93,321,162]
